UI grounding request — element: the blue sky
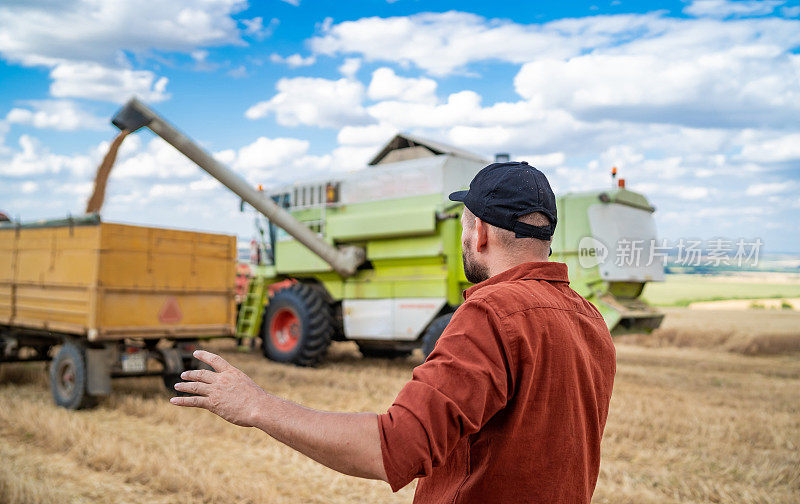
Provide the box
[1,0,799,252]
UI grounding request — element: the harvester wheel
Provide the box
[163,361,214,395]
[50,341,98,410]
[357,344,412,359]
[162,341,214,394]
[261,283,333,366]
[422,313,454,359]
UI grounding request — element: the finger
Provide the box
[170,395,210,408]
[193,350,232,372]
[180,369,216,383]
[174,381,212,395]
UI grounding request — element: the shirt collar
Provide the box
[463,261,569,300]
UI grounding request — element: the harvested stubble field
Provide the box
[2,308,799,504]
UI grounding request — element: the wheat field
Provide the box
[2,308,799,503]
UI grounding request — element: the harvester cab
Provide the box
[110,98,664,366]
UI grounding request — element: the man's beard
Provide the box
[462,245,490,284]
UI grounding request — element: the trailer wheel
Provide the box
[422,313,454,359]
[261,283,333,366]
[50,341,98,410]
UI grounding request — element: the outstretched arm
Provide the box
[171,350,388,482]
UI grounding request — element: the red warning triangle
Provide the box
[158,296,183,324]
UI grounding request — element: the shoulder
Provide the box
[466,279,604,321]
[464,279,548,319]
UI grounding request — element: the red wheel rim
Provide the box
[270,307,300,352]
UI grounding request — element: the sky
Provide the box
[0,0,799,253]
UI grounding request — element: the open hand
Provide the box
[170,350,268,428]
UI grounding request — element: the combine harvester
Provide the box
[110,98,664,366]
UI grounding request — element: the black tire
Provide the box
[261,283,333,366]
[357,344,413,359]
[422,313,454,358]
[164,367,213,395]
[50,341,98,410]
[162,346,214,394]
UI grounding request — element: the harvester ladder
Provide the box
[235,275,268,351]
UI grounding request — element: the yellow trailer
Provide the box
[0,215,236,409]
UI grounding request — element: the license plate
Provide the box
[122,352,147,373]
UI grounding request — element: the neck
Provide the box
[487,254,549,278]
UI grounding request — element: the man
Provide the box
[172,161,616,503]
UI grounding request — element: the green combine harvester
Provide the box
[237,135,665,364]
[113,99,664,367]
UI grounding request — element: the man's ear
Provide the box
[474,217,489,252]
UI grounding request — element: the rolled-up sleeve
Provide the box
[378,298,515,491]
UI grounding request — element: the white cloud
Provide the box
[0,135,95,177]
[328,146,376,172]
[0,0,244,67]
[667,185,710,200]
[281,0,301,5]
[745,181,797,196]
[367,67,437,104]
[242,17,278,40]
[513,49,800,129]
[189,177,220,191]
[311,11,800,132]
[0,0,248,104]
[234,137,310,171]
[191,50,209,62]
[599,145,645,172]
[337,124,398,146]
[148,183,188,199]
[49,61,169,103]
[368,90,483,129]
[20,181,38,194]
[112,137,199,179]
[444,106,599,154]
[684,0,784,18]
[228,65,248,78]
[0,120,8,153]
[245,77,371,128]
[6,100,105,131]
[55,181,94,196]
[270,53,317,68]
[226,136,374,182]
[739,133,800,163]
[310,11,665,76]
[338,57,362,78]
[518,152,566,169]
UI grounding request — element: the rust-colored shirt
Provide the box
[378,261,616,503]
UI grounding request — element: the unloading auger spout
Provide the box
[110,97,365,278]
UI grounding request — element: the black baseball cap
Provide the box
[449,161,557,240]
